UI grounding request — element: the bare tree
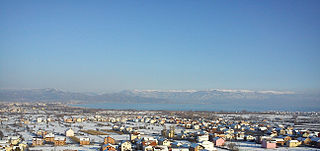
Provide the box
[0,130,3,139]
[227,143,239,151]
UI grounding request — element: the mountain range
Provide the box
[0,88,319,106]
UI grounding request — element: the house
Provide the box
[279,129,286,135]
[193,124,200,130]
[310,137,320,148]
[44,133,55,142]
[125,127,133,133]
[244,135,255,141]
[143,145,154,151]
[65,118,73,123]
[171,148,189,151]
[104,136,116,145]
[297,137,311,145]
[37,117,42,123]
[190,143,205,151]
[142,140,157,147]
[278,135,292,143]
[286,140,301,147]
[259,126,268,132]
[0,141,11,151]
[158,138,171,146]
[153,145,169,151]
[119,141,132,151]
[235,132,244,141]
[302,132,310,138]
[65,128,74,137]
[286,129,293,135]
[171,142,182,148]
[54,137,66,146]
[199,140,215,151]
[18,141,28,151]
[2,145,12,151]
[6,136,21,145]
[212,137,225,146]
[224,133,234,140]
[76,118,84,122]
[36,130,47,137]
[32,138,43,146]
[129,132,141,141]
[12,146,24,151]
[180,144,190,149]
[213,133,225,139]
[256,136,272,143]
[80,137,90,145]
[197,134,209,142]
[272,138,285,146]
[261,140,276,149]
[101,143,117,151]
[270,131,278,137]
[185,123,192,129]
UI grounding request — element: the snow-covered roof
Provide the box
[311,137,320,142]
[80,137,90,141]
[54,136,66,141]
[32,138,43,141]
[45,133,54,138]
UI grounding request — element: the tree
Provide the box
[0,130,3,139]
[227,143,239,151]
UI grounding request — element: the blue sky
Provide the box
[0,0,319,92]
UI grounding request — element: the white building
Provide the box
[65,128,74,137]
[37,118,42,123]
[120,141,132,151]
[200,141,216,151]
[197,134,209,142]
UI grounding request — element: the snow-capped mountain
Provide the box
[0,88,318,105]
[119,89,296,101]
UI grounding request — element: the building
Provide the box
[171,148,189,151]
[37,117,42,123]
[272,138,285,146]
[44,133,55,142]
[104,136,116,145]
[36,130,47,137]
[212,137,225,146]
[129,132,141,141]
[54,137,66,146]
[297,137,311,145]
[199,141,215,150]
[190,143,205,151]
[197,134,209,142]
[65,128,74,137]
[161,126,175,138]
[80,137,90,145]
[32,138,43,146]
[287,140,301,147]
[261,140,276,149]
[158,138,171,146]
[120,141,132,151]
[6,136,21,145]
[153,145,169,151]
[245,135,255,141]
[101,143,117,151]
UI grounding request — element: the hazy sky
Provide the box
[0,0,319,92]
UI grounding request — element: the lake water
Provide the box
[72,102,320,112]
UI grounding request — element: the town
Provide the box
[0,102,320,151]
